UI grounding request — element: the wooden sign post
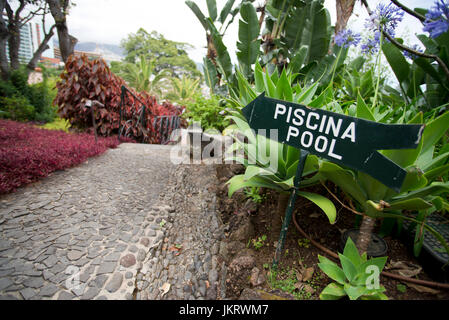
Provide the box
[241,93,425,266]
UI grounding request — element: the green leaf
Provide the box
[414,57,444,85]
[424,163,449,181]
[297,191,337,224]
[382,41,410,89]
[275,68,293,102]
[236,2,260,78]
[207,19,233,79]
[244,165,280,182]
[319,161,367,205]
[319,283,346,300]
[288,46,308,73]
[226,174,283,197]
[421,111,449,156]
[263,70,277,98]
[342,237,363,268]
[219,0,236,24]
[318,255,347,285]
[203,57,218,91]
[295,82,319,105]
[421,151,449,172]
[356,93,375,121]
[254,61,265,93]
[355,256,387,286]
[382,112,424,168]
[338,253,357,282]
[396,166,428,195]
[185,1,208,30]
[344,283,368,300]
[206,0,218,21]
[357,171,388,201]
[393,181,449,202]
[387,198,433,211]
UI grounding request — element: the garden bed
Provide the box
[0,119,120,194]
[216,164,449,300]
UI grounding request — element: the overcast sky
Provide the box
[63,0,433,62]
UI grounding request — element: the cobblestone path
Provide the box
[0,143,177,300]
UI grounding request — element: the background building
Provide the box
[4,15,56,66]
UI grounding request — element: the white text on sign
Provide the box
[274,103,356,160]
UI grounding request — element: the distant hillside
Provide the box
[74,42,125,58]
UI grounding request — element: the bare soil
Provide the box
[216,164,449,300]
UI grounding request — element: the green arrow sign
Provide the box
[242,93,424,192]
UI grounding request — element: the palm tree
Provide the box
[165,75,200,105]
[120,55,170,96]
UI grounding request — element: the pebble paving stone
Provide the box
[0,144,175,299]
[0,142,226,300]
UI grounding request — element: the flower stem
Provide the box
[372,31,383,110]
[327,46,343,95]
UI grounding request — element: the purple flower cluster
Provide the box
[335,29,361,48]
[365,2,404,36]
[361,31,381,55]
[361,2,404,55]
[423,0,449,38]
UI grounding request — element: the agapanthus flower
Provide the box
[423,0,449,38]
[365,2,404,37]
[361,31,381,55]
[403,44,423,60]
[335,29,361,48]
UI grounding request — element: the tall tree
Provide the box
[0,0,9,79]
[46,0,76,63]
[120,28,201,79]
[0,0,56,79]
[335,0,356,36]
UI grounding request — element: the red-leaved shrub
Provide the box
[54,54,183,143]
[0,119,119,194]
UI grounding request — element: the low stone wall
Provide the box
[136,163,227,300]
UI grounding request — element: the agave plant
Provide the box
[318,94,449,255]
[225,63,337,237]
[318,237,388,300]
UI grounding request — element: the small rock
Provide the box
[137,249,146,262]
[20,288,36,300]
[120,254,136,268]
[304,285,315,294]
[302,267,314,282]
[105,273,123,293]
[67,250,84,261]
[229,255,255,272]
[38,284,59,297]
[57,291,75,300]
[140,238,150,247]
[250,267,265,287]
[81,287,101,300]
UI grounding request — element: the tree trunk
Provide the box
[0,37,8,80]
[0,0,9,79]
[8,23,21,70]
[27,25,56,72]
[46,0,77,63]
[356,215,376,255]
[335,0,356,36]
[272,192,290,241]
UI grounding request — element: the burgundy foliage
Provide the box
[54,54,184,144]
[0,119,119,194]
